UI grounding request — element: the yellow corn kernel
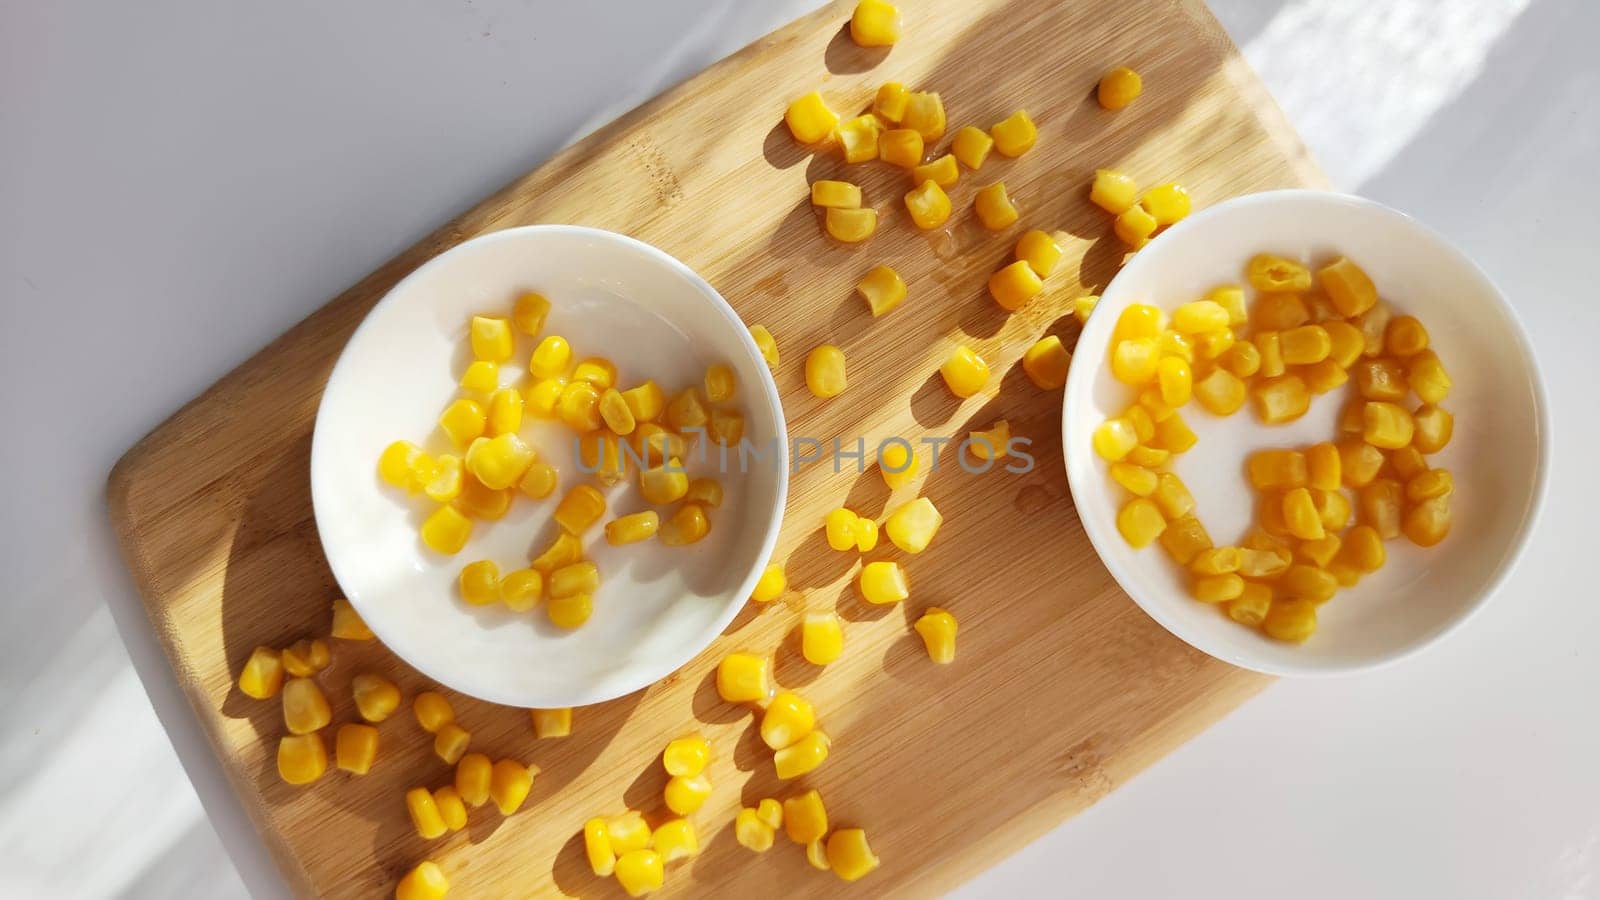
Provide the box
[343,674,397,724]
[604,511,660,547]
[1381,316,1429,358]
[827,828,880,882]
[1363,401,1415,450]
[547,589,592,624]
[1116,497,1167,548]
[1338,438,1386,488]
[525,376,566,418]
[1007,233,1065,282]
[489,758,535,816]
[850,0,900,44]
[1141,184,1191,226]
[823,507,860,551]
[825,205,879,244]
[810,180,863,214]
[1296,443,1339,493]
[1218,340,1260,379]
[984,261,1043,312]
[1135,387,1174,423]
[1404,469,1454,504]
[460,360,499,395]
[987,109,1037,157]
[903,90,946,141]
[1127,445,1170,468]
[759,798,784,830]
[628,424,677,468]
[873,81,909,122]
[1193,368,1246,416]
[1336,525,1384,574]
[933,346,989,400]
[331,723,378,776]
[1167,301,1224,335]
[396,861,449,900]
[521,708,571,742]
[238,646,284,700]
[507,289,550,336]
[1149,410,1196,454]
[1251,332,1283,380]
[736,808,776,852]
[1282,488,1326,541]
[531,531,583,573]
[378,440,429,492]
[465,432,535,491]
[878,128,924,168]
[748,563,787,604]
[1257,489,1291,537]
[1109,461,1158,497]
[911,153,959,188]
[486,388,523,437]
[418,453,462,502]
[529,334,572,379]
[470,315,513,363]
[1404,494,1452,547]
[583,818,617,877]
[774,730,830,780]
[836,114,882,164]
[1158,515,1211,566]
[1413,405,1454,453]
[802,611,844,665]
[1280,325,1331,365]
[659,732,712,778]
[973,181,1019,231]
[905,179,953,229]
[716,652,771,703]
[1264,598,1318,642]
[1189,547,1241,576]
[1315,323,1360,371]
[1247,449,1307,490]
[1317,256,1377,317]
[271,733,325,786]
[1408,350,1453,405]
[914,607,958,664]
[804,839,831,871]
[1097,65,1142,109]
[951,124,993,169]
[499,568,543,612]
[1307,290,1342,322]
[455,753,492,808]
[663,773,712,816]
[1226,582,1274,626]
[1300,358,1349,395]
[1250,374,1310,424]
[761,691,817,750]
[1390,446,1429,481]
[1145,472,1191,520]
[884,495,942,553]
[616,381,665,426]
[594,389,637,437]
[280,638,329,678]
[1237,546,1289,581]
[1252,293,1309,333]
[1112,303,1163,342]
[775,789,830,845]
[1113,203,1158,248]
[1089,170,1138,216]
[412,691,454,733]
[859,560,910,604]
[281,677,330,735]
[659,503,710,546]
[557,380,604,432]
[406,786,448,839]
[785,90,838,144]
[844,277,905,331]
[510,463,555,503]
[1192,573,1244,603]
[1341,397,1374,434]
[1296,533,1342,569]
[1351,300,1391,360]
[652,818,700,863]
[550,485,604,536]
[549,561,599,599]
[437,399,486,449]
[1248,254,1312,293]
[1359,478,1404,539]
[804,344,849,398]
[457,559,500,606]
[1195,329,1237,362]
[630,463,684,510]
[1012,337,1071,393]
[599,812,649,856]
[1090,418,1135,462]
[430,786,466,833]
[1121,404,1154,443]
[1109,338,1158,385]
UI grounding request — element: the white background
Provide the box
[3,0,1596,896]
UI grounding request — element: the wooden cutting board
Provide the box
[108,0,1323,895]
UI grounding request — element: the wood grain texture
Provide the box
[108,0,1323,896]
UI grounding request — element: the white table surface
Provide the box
[3,0,1596,896]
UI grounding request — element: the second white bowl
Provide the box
[1063,191,1549,677]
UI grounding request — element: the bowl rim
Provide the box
[1060,189,1552,678]
[309,223,790,706]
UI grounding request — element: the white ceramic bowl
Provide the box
[311,225,787,707]
[1063,191,1549,676]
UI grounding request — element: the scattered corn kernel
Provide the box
[836,114,882,164]
[1408,350,1452,405]
[825,206,878,242]
[1111,338,1160,385]
[1251,374,1310,424]
[1413,405,1453,453]
[333,723,379,775]
[1116,497,1167,548]
[281,638,330,678]
[878,128,924,168]
[785,91,838,144]
[277,733,327,785]
[873,81,908,122]
[438,400,487,448]
[1317,256,1377,317]
[460,360,498,394]
[1385,315,1429,357]
[396,861,449,900]
[489,759,535,815]
[1190,547,1241,576]
[432,786,467,833]
[989,259,1043,310]
[802,612,844,665]
[1264,598,1318,642]
[858,560,909,605]
[1280,325,1331,365]
[662,733,712,778]
[989,109,1037,157]
[282,677,331,735]
[939,345,990,398]
[1253,292,1309,332]
[1090,169,1138,214]
[1248,254,1312,293]
[905,179,953,229]
[413,691,454,733]
[1141,184,1191,226]
[407,787,448,839]
[850,0,901,45]
[951,125,993,169]
[659,503,710,546]
[605,511,660,546]
[1338,438,1386,488]
[761,691,817,751]
[458,559,500,606]
[774,730,830,779]
[652,819,699,863]
[716,652,771,703]
[553,484,606,534]
[557,380,604,432]
[584,818,616,877]
[806,345,848,398]
[529,335,572,379]
[1192,573,1244,603]
[525,707,571,740]
[470,316,513,363]
[1193,368,1246,415]
[455,753,492,808]
[1360,478,1404,539]
[885,496,942,553]
[613,850,663,898]
[531,531,583,574]
[735,808,776,852]
[346,673,398,724]
[1362,401,1415,449]
[857,265,907,317]
[1159,515,1212,565]
[549,561,599,599]
[911,153,959,188]
[903,91,946,141]
[466,432,535,491]
[434,722,471,765]
[1151,411,1198,453]
[1113,203,1158,248]
[973,181,1019,231]
[1404,494,1452,547]
[758,798,785,830]
[664,773,712,816]
[1092,418,1138,461]
[914,607,958,663]
[511,290,549,336]
[1282,488,1326,540]
[826,828,880,882]
[1226,582,1274,625]
[238,646,284,700]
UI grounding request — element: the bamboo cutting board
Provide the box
[108,0,1323,896]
